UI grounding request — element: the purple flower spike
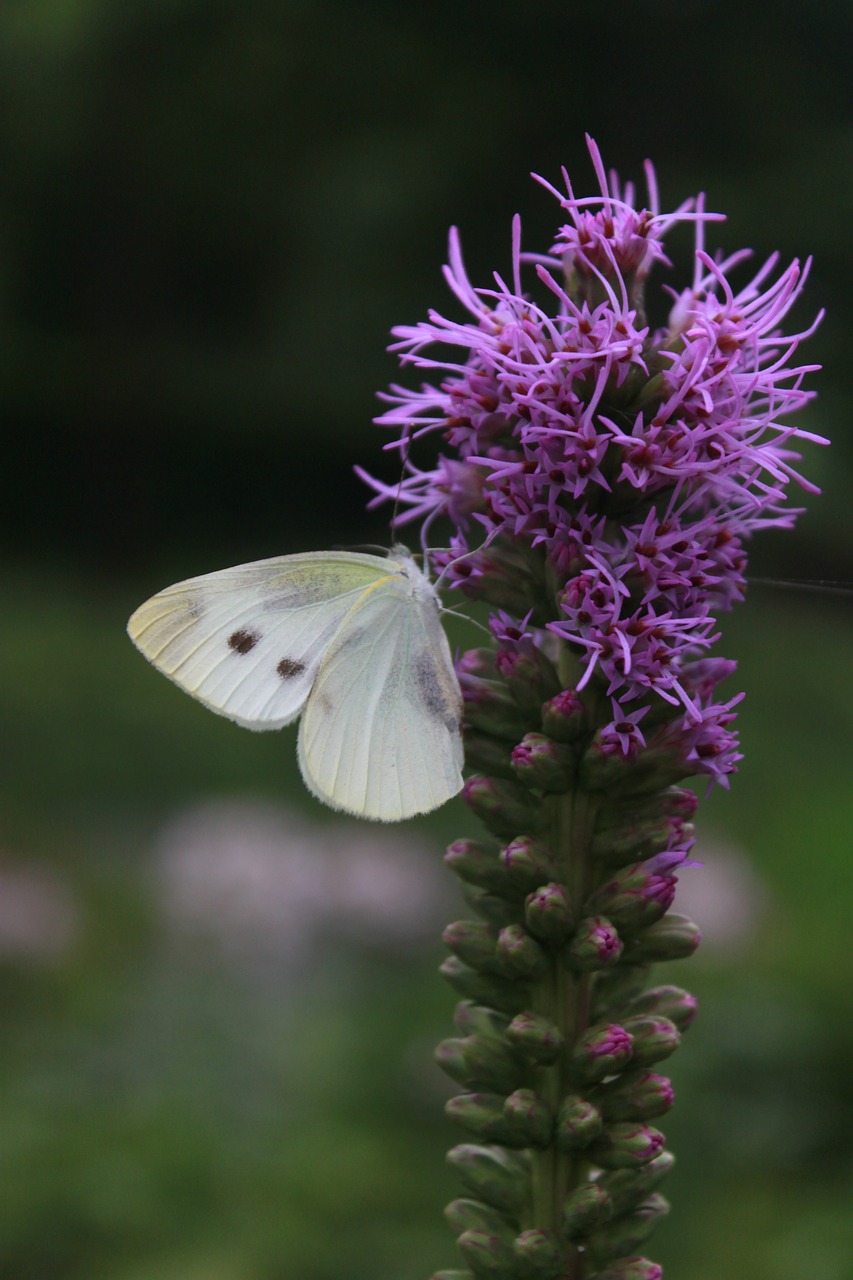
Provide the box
[363,136,823,776]
[376,140,823,1280]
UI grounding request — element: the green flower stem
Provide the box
[529,648,598,1267]
[439,628,699,1279]
[529,777,599,1272]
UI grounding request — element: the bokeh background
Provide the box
[1,2,851,1278]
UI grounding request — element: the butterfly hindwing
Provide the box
[297,559,464,820]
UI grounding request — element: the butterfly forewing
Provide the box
[298,562,464,821]
[127,552,396,730]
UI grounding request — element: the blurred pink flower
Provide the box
[674,838,768,951]
[154,799,454,968]
[0,860,79,961]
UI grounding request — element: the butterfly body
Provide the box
[127,547,464,821]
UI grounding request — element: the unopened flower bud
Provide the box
[456,550,538,615]
[461,884,520,928]
[460,673,528,738]
[512,1227,566,1278]
[629,913,701,961]
[561,1180,613,1238]
[627,746,700,792]
[463,732,518,781]
[599,1070,675,1122]
[435,1038,471,1087]
[457,648,500,682]
[512,733,572,793]
[453,1002,510,1039]
[498,647,561,720]
[592,824,668,867]
[658,787,699,820]
[588,1122,665,1170]
[586,859,678,933]
[445,1093,514,1143]
[505,1011,564,1064]
[655,788,696,819]
[436,1036,492,1089]
[443,920,498,971]
[566,915,623,971]
[440,957,527,1015]
[597,788,698,836]
[444,1198,516,1241]
[586,1260,662,1280]
[459,1034,526,1094]
[591,964,653,1018]
[525,882,575,943]
[626,984,698,1031]
[599,1150,676,1216]
[478,540,539,582]
[447,1144,529,1214]
[587,1194,670,1266]
[502,1089,553,1148]
[592,807,695,868]
[441,1009,525,1088]
[496,924,550,979]
[592,791,698,864]
[579,740,642,791]
[569,1023,633,1085]
[445,839,512,894]
[500,836,557,891]
[541,688,588,743]
[555,1094,603,1150]
[457,1227,517,1279]
[621,1015,680,1068]
[464,775,543,839]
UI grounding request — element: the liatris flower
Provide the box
[362,136,823,1280]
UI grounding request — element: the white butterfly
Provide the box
[127,546,464,821]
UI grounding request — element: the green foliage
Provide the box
[1,572,851,1277]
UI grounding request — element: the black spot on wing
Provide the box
[277,657,306,680]
[228,628,261,655]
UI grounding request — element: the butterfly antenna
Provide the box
[441,606,490,635]
[430,529,500,594]
[752,576,853,598]
[390,427,413,548]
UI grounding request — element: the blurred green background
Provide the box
[1,1,851,1277]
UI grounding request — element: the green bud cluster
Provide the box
[432,577,705,1279]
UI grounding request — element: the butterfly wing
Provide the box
[297,563,464,820]
[127,552,394,730]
